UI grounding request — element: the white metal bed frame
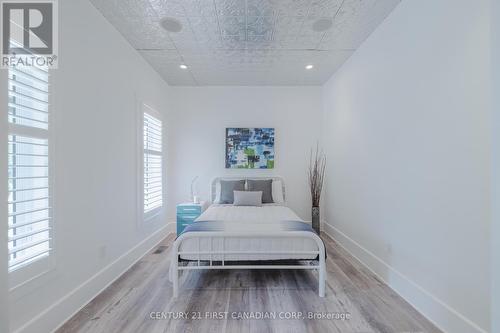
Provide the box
[172,177,326,298]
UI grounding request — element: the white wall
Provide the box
[168,86,322,221]
[322,1,490,332]
[492,0,499,331]
[8,1,171,332]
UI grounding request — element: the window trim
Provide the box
[7,67,56,290]
[137,102,164,225]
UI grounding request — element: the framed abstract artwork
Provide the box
[225,128,275,169]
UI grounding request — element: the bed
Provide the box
[170,177,326,297]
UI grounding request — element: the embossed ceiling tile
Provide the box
[314,50,353,64]
[274,16,305,37]
[215,0,246,16]
[111,19,175,50]
[126,0,159,17]
[247,34,273,44]
[279,37,309,50]
[318,27,357,49]
[246,0,276,16]
[245,48,276,56]
[330,0,378,29]
[301,15,330,35]
[215,51,247,64]
[149,0,186,17]
[172,42,203,54]
[241,55,276,65]
[181,57,214,67]
[295,35,323,49]
[180,41,220,54]
[219,16,246,36]
[220,35,247,49]
[188,16,221,41]
[191,32,223,46]
[274,0,312,17]
[128,33,176,50]
[247,16,275,39]
[208,48,235,58]
[308,0,343,17]
[112,15,160,32]
[295,16,328,48]
[246,40,278,50]
[90,0,401,85]
[340,0,378,18]
[139,50,183,65]
[181,0,217,16]
[118,16,160,27]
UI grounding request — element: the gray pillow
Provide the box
[233,191,262,206]
[219,180,245,204]
[247,179,274,203]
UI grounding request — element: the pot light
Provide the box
[179,64,188,69]
[305,64,314,70]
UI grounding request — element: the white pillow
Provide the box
[214,182,221,203]
[272,180,285,204]
[233,191,262,206]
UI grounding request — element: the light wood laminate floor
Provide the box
[57,233,441,333]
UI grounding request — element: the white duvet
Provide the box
[176,204,318,261]
[195,203,303,224]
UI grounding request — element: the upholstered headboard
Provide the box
[210,176,286,203]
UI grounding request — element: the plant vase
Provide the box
[312,206,320,234]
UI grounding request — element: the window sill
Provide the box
[9,256,57,300]
[143,207,164,224]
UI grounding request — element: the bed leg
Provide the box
[173,254,179,298]
[319,264,325,297]
[318,242,326,297]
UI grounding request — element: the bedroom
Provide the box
[0,0,497,333]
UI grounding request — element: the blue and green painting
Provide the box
[225,128,275,169]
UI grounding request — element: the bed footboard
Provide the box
[171,231,326,298]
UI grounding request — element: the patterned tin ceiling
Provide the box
[89,0,400,85]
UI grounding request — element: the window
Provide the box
[7,53,51,272]
[143,108,163,216]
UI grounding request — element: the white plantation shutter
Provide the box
[7,60,51,272]
[143,112,163,213]
[8,66,49,129]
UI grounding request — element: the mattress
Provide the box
[177,204,319,261]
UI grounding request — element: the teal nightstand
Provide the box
[176,202,206,235]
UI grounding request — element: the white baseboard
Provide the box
[14,223,174,333]
[321,222,487,333]
[166,220,176,233]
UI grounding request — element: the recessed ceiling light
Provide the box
[160,17,183,33]
[305,64,314,70]
[179,64,188,69]
[312,18,333,32]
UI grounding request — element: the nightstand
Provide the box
[176,202,207,235]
